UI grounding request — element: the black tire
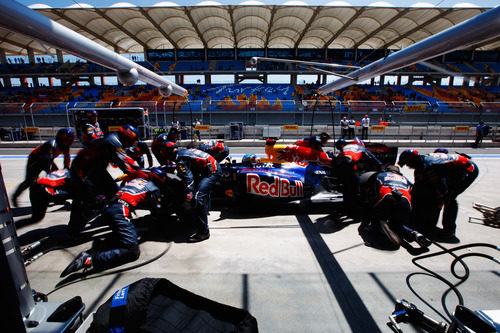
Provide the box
[378,220,401,249]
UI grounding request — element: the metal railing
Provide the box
[1,100,498,142]
[1,124,497,147]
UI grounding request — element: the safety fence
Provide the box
[1,101,498,137]
[1,123,497,147]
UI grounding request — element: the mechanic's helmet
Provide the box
[152,133,168,154]
[118,124,138,147]
[335,138,346,150]
[148,167,167,186]
[352,137,365,147]
[167,127,180,140]
[159,141,178,164]
[319,132,331,143]
[242,153,257,164]
[434,148,449,154]
[385,164,400,174]
[55,128,75,148]
[398,149,419,167]
[210,141,224,153]
[87,110,98,118]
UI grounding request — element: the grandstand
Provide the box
[0,3,499,143]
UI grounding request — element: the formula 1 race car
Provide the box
[213,139,398,204]
[215,160,342,205]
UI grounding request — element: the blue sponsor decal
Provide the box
[111,285,129,308]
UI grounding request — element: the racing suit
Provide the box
[295,135,324,151]
[126,141,153,168]
[82,121,104,147]
[197,140,230,163]
[91,178,162,270]
[68,133,147,236]
[16,168,72,227]
[410,152,478,237]
[12,138,71,207]
[335,143,383,211]
[369,171,412,238]
[265,141,333,168]
[175,149,221,235]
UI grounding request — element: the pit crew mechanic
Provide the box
[295,132,331,151]
[60,168,167,277]
[81,110,104,147]
[67,125,148,237]
[397,149,478,242]
[196,140,230,163]
[126,139,154,168]
[12,128,75,208]
[334,137,383,213]
[154,141,221,243]
[360,165,429,252]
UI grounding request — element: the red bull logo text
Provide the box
[246,174,303,198]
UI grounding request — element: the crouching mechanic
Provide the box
[334,137,383,213]
[60,168,168,277]
[12,128,75,207]
[156,142,221,242]
[361,166,430,251]
[15,168,73,228]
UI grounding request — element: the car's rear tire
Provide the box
[378,220,401,249]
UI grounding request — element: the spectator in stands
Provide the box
[82,110,104,147]
[348,116,356,139]
[361,114,370,140]
[12,128,75,207]
[340,116,349,138]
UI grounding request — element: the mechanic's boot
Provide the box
[432,229,460,244]
[187,230,210,243]
[11,192,20,208]
[60,252,92,277]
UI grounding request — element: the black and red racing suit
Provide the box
[174,149,221,234]
[410,152,478,235]
[68,133,147,236]
[12,138,71,207]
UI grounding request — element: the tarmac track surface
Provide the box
[1,146,499,332]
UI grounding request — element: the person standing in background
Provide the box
[82,110,104,147]
[348,116,356,139]
[340,116,349,139]
[361,114,370,140]
[171,117,180,130]
[474,120,489,148]
[193,118,201,141]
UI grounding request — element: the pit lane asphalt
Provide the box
[1,146,499,332]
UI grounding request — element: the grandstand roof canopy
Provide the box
[0,4,499,57]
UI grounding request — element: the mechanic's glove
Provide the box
[125,168,150,182]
